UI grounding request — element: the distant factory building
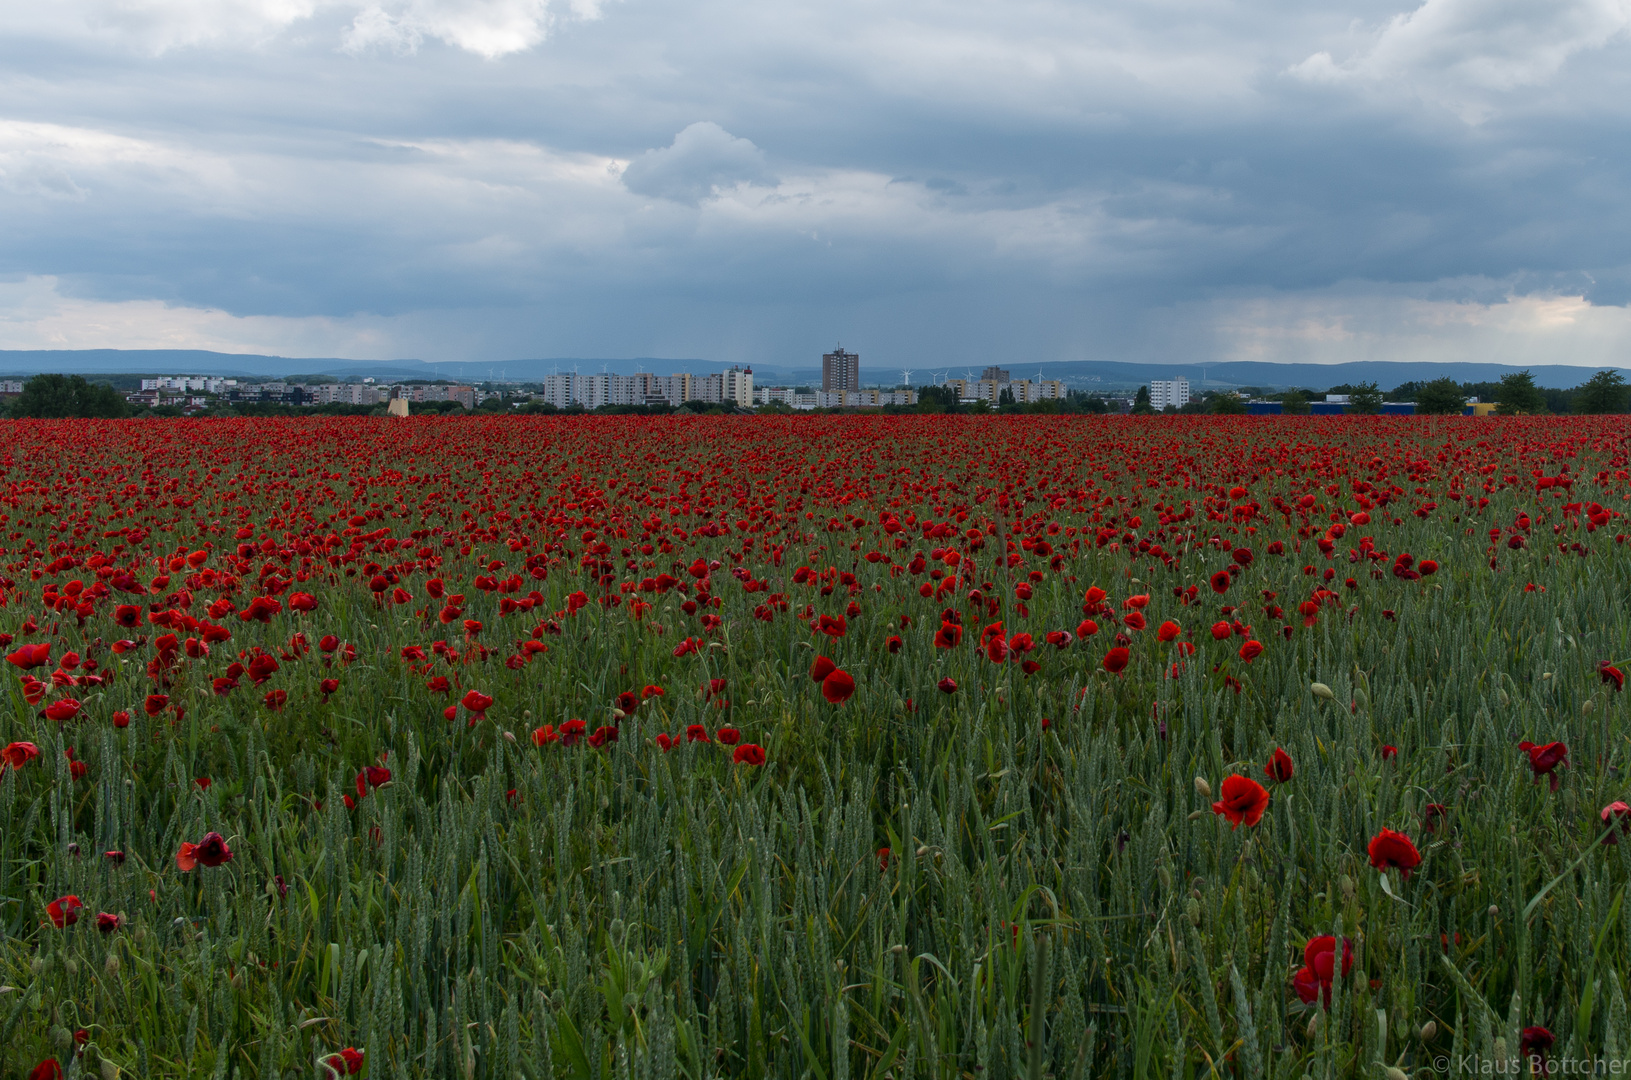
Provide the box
[822,347,859,393]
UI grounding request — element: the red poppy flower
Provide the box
[532,725,559,746]
[933,622,963,649]
[97,911,121,933]
[355,765,392,797]
[1263,748,1294,782]
[1293,935,1353,1007]
[462,690,494,716]
[1517,740,1568,790]
[1103,646,1130,674]
[28,1061,63,1080]
[641,684,665,699]
[1599,661,1624,692]
[1238,640,1264,663]
[715,727,741,745]
[1367,828,1421,879]
[104,850,126,865]
[324,1048,365,1075]
[937,677,958,694]
[6,642,50,669]
[46,894,83,928]
[176,831,233,871]
[1211,775,1270,829]
[1156,620,1180,642]
[43,698,81,723]
[733,743,767,765]
[1291,965,1322,1006]
[264,689,288,711]
[2,741,41,769]
[821,669,856,704]
[558,718,587,745]
[1602,801,1631,845]
[1520,1027,1554,1062]
[685,723,711,743]
[1076,618,1099,637]
[1210,621,1230,640]
[1380,744,1398,760]
[288,592,318,612]
[588,725,619,748]
[809,655,837,682]
[1209,570,1231,594]
[1122,611,1146,632]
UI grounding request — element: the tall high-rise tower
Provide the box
[822,347,859,393]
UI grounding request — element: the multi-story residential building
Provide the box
[1149,377,1190,411]
[982,366,1011,383]
[822,347,859,393]
[722,366,754,407]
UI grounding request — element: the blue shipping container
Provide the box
[1309,402,1347,415]
[1380,402,1415,415]
[1246,402,1283,415]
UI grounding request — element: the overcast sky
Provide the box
[2,0,1629,368]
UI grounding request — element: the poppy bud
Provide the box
[1488,905,1499,918]
[1187,809,1207,820]
[1157,866,1172,891]
[1420,1021,1437,1042]
[1340,875,1354,900]
[1384,1069,1408,1080]
[1185,897,1200,925]
[1310,681,1334,701]
[1194,777,1211,798]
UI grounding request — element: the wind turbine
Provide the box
[900,369,913,386]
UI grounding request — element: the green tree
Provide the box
[1572,370,1629,414]
[8,374,130,418]
[997,386,1016,406]
[1132,386,1153,414]
[1208,392,1246,415]
[1495,370,1546,415]
[915,385,961,414]
[1281,389,1310,415]
[1415,377,1466,415]
[1347,381,1383,414]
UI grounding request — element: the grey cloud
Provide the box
[0,0,1629,367]
[621,122,776,204]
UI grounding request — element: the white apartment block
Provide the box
[1149,377,1190,411]
[722,366,754,407]
[140,376,237,393]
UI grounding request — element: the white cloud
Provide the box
[15,0,600,57]
[341,0,560,59]
[0,275,407,356]
[1210,287,1631,366]
[1289,0,1631,119]
[621,123,777,205]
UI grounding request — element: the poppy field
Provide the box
[4,413,1631,1080]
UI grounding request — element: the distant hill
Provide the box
[1,349,1625,392]
[0,350,714,383]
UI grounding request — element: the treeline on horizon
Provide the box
[3,368,1629,419]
